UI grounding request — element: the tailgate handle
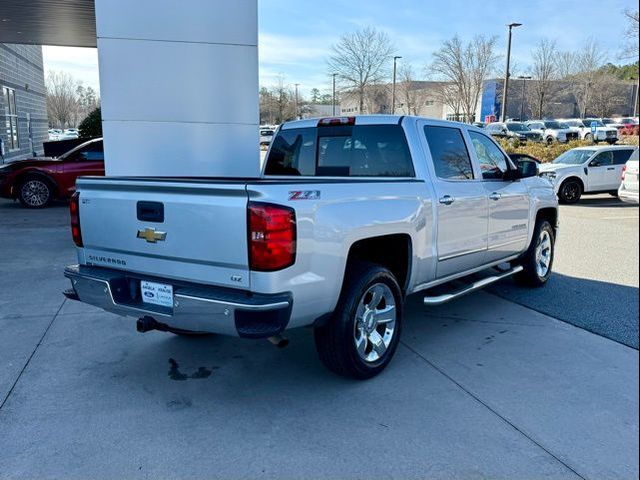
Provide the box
[137,201,164,223]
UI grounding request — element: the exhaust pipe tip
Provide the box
[267,335,289,349]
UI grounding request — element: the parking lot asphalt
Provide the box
[0,197,638,479]
[490,194,639,348]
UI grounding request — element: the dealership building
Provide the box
[0,43,47,163]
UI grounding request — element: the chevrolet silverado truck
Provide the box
[63,116,558,379]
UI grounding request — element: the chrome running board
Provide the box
[423,265,523,306]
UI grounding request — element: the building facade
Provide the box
[479,78,638,122]
[0,44,47,163]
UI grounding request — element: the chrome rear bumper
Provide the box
[64,265,292,337]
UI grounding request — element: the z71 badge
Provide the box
[288,190,321,201]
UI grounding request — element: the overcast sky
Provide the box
[43,0,637,98]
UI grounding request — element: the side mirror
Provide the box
[505,159,538,180]
[589,160,601,167]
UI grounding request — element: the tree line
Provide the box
[261,7,638,124]
[46,71,100,129]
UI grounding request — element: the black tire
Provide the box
[584,133,593,142]
[514,220,555,287]
[18,176,53,208]
[546,136,555,145]
[558,178,582,204]
[314,262,403,380]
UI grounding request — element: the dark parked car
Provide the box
[486,122,543,143]
[0,138,103,208]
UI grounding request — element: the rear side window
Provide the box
[264,125,414,177]
[613,149,634,165]
[423,126,474,180]
[264,128,315,175]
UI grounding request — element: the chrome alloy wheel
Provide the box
[535,230,552,278]
[21,179,50,207]
[353,283,397,363]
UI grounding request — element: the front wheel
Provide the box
[584,133,593,142]
[558,178,582,204]
[314,263,403,379]
[514,220,555,287]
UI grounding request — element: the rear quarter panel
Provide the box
[247,181,434,328]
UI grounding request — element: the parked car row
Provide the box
[48,128,80,141]
[602,117,640,136]
[484,118,621,144]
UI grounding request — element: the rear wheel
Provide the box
[514,220,555,287]
[18,176,53,208]
[558,178,582,204]
[314,262,403,379]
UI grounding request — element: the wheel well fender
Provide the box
[14,170,59,196]
[344,234,412,297]
[559,176,584,192]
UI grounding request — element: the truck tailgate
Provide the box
[76,178,250,289]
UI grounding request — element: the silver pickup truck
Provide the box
[64,115,558,379]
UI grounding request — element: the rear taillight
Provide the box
[70,192,83,247]
[248,202,296,271]
[621,165,627,181]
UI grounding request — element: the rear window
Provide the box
[264,125,414,177]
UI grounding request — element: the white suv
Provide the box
[558,119,618,144]
[526,120,579,144]
[539,145,638,203]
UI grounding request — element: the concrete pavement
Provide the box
[0,199,638,479]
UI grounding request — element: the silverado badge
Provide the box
[137,227,167,243]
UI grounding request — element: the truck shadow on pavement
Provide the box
[488,272,639,349]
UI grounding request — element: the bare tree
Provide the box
[429,35,499,122]
[46,71,79,128]
[589,72,626,117]
[397,63,425,115]
[622,8,639,59]
[530,39,558,119]
[327,27,396,113]
[557,40,605,117]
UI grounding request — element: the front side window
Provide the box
[77,141,104,161]
[3,86,19,150]
[469,131,509,180]
[591,151,613,166]
[423,126,474,180]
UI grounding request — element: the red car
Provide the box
[0,138,103,208]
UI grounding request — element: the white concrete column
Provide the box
[95,0,259,177]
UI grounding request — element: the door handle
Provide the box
[439,195,455,205]
[489,192,502,201]
[607,167,615,171]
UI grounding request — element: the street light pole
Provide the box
[294,83,300,119]
[332,73,338,116]
[634,76,639,117]
[518,75,531,120]
[500,23,522,121]
[392,56,402,114]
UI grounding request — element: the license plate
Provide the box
[141,280,174,308]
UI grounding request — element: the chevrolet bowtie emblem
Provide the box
[136,227,167,243]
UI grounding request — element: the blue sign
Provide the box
[590,121,598,134]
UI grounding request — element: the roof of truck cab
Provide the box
[280,115,479,131]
